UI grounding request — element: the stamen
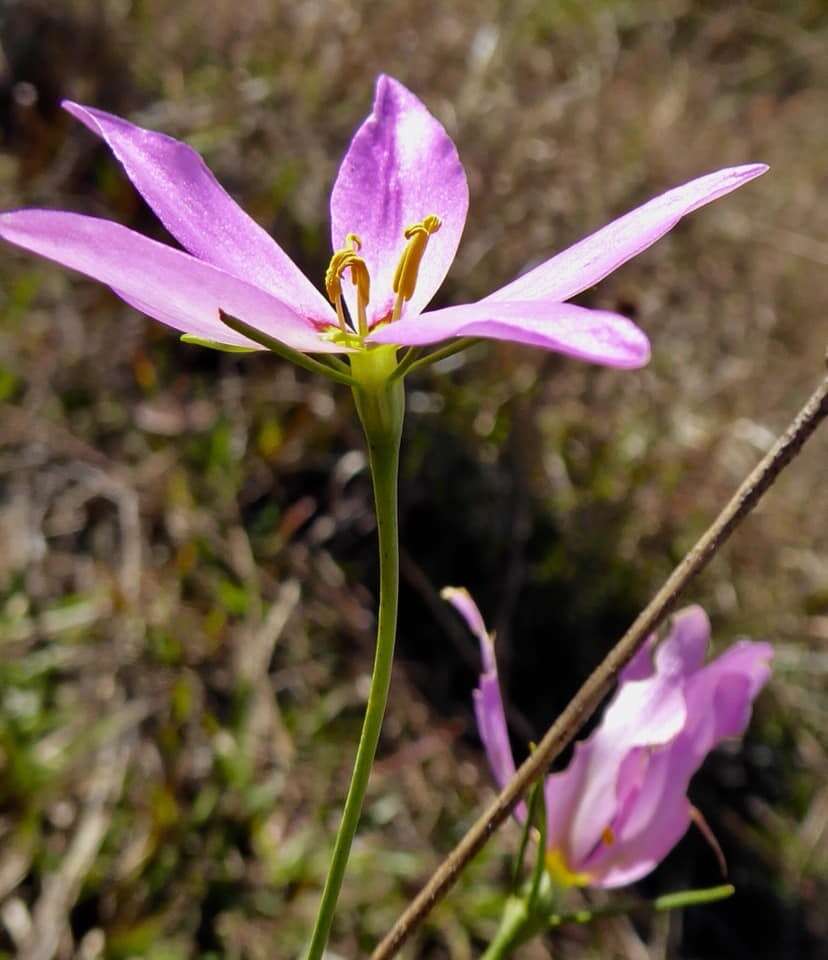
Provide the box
[545,849,590,888]
[324,234,370,337]
[391,214,442,322]
[601,825,616,847]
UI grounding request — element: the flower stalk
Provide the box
[305,347,404,960]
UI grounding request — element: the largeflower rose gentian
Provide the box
[0,76,766,369]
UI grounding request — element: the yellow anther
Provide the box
[392,214,442,305]
[324,234,370,335]
[545,849,590,888]
[324,250,370,304]
[601,825,616,847]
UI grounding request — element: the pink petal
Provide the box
[591,747,692,888]
[544,742,593,860]
[369,300,650,369]
[474,671,520,803]
[442,587,490,658]
[63,101,334,325]
[582,636,771,887]
[682,640,773,763]
[618,637,656,684]
[652,605,710,679]
[563,609,710,867]
[329,75,469,326]
[450,588,527,819]
[485,165,768,303]
[0,210,343,352]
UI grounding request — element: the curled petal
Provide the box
[0,210,342,352]
[446,588,526,818]
[485,164,769,303]
[441,587,490,659]
[370,300,650,369]
[64,101,334,324]
[330,75,469,325]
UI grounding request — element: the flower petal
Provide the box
[63,101,334,324]
[330,75,469,325]
[474,662,519,801]
[0,210,343,352]
[589,746,692,888]
[442,586,490,656]
[544,741,594,862]
[563,608,710,867]
[370,300,650,369]
[682,639,773,764]
[618,637,656,684]
[582,635,771,887]
[485,164,768,303]
[450,588,527,819]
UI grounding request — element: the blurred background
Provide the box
[1,1,827,957]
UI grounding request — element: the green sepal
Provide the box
[180,334,257,353]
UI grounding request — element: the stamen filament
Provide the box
[333,295,348,333]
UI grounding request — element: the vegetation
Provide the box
[1,1,826,956]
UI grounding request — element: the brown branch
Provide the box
[372,371,828,960]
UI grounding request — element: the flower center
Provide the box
[323,214,441,344]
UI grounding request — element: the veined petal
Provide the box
[330,75,468,325]
[485,164,768,303]
[370,300,650,369]
[63,101,335,325]
[0,210,344,352]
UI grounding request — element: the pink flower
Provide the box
[443,587,772,888]
[1,77,766,367]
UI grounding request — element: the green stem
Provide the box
[511,781,541,891]
[526,779,547,913]
[481,898,530,960]
[305,348,404,959]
